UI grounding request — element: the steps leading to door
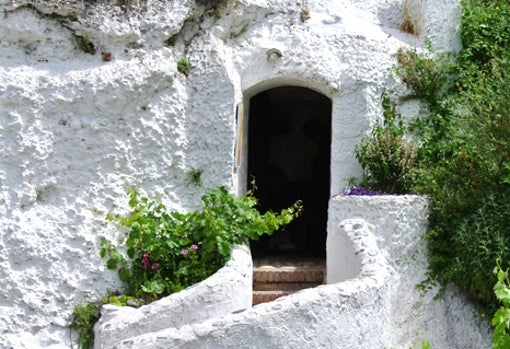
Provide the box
[252,257,326,305]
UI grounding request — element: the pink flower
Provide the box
[190,244,198,250]
[151,263,159,270]
[141,256,149,268]
[142,251,151,268]
[181,249,189,255]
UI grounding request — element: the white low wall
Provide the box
[110,219,393,349]
[98,195,492,349]
[94,244,252,349]
[328,195,492,349]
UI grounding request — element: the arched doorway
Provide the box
[248,86,332,258]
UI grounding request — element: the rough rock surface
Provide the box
[0,0,469,348]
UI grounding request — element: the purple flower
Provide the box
[181,249,189,255]
[190,244,198,250]
[344,187,381,196]
[151,263,159,270]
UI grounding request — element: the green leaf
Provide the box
[141,280,166,295]
[106,257,119,270]
[118,267,131,282]
[495,282,510,303]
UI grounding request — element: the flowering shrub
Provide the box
[100,186,302,302]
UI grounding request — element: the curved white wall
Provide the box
[94,244,252,349]
[103,218,394,349]
[97,195,491,349]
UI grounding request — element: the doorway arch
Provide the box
[247,86,332,258]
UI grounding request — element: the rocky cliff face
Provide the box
[0,0,461,348]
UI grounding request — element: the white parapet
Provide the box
[94,244,253,349]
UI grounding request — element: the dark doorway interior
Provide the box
[248,86,332,258]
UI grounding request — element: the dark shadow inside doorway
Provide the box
[248,86,332,258]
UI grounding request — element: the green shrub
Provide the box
[355,92,418,194]
[460,0,510,68]
[416,57,510,309]
[101,186,302,301]
[401,0,510,313]
[71,302,101,349]
[492,259,510,348]
[395,47,452,104]
[448,194,510,305]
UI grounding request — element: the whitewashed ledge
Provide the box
[96,195,492,349]
[93,244,253,349]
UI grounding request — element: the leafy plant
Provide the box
[355,91,418,194]
[187,168,203,187]
[459,0,510,68]
[101,293,140,307]
[177,58,190,76]
[446,193,510,306]
[399,0,510,313]
[75,34,96,55]
[492,259,510,348]
[101,186,302,302]
[395,47,452,104]
[71,302,101,349]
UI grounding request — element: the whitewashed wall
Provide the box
[0,0,475,348]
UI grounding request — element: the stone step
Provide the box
[252,290,292,305]
[252,257,326,305]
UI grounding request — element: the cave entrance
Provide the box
[248,86,331,258]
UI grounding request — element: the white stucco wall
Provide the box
[0,0,477,348]
[96,196,491,349]
[329,195,491,349]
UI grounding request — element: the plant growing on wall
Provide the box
[71,302,101,349]
[395,47,452,104]
[101,186,302,302]
[187,168,203,186]
[391,0,510,316]
[354,91,418,194]
[75,33,96,55]
[177,58,190,76]
[400,0,423,36]
[492,259,510,348]
[196,0,231,10]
